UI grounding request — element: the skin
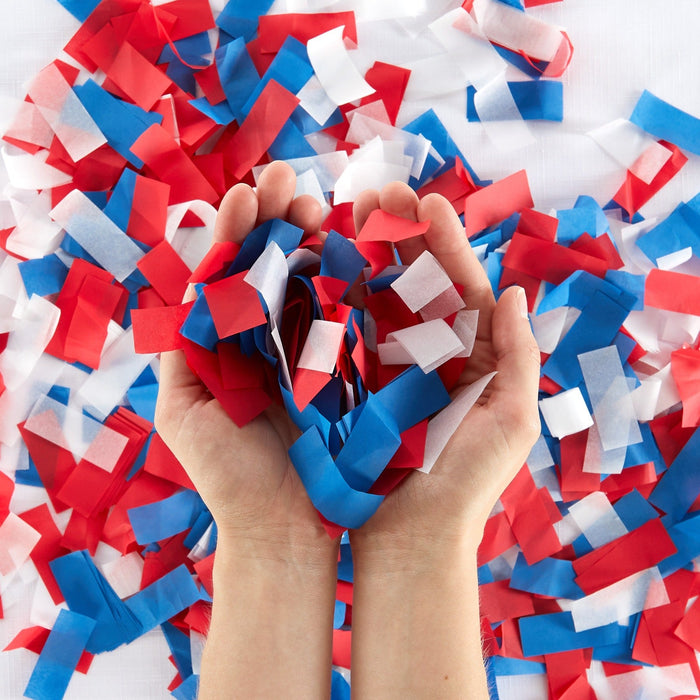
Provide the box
[155,162,541,699]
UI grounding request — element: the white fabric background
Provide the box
[1,1,700,698]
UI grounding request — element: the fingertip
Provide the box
[256,161,297,223]
[214,183,258,244]
[378,181,419,220]
[288,194,323,236]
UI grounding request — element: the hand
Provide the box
[349,182,541,561]
[155,162,337,560]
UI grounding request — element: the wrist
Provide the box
[350,526,481,578]
[214,526,339,578]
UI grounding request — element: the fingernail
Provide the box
[516,287,529,319]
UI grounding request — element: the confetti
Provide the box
[2,1,700,699]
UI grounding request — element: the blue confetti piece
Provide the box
[630,90,700,156]
[542,288,634,389]
[467,81,563,122]
[623,423,665,473]
[335,394,402,492]
[216,0,275,42]
[613,489,659,531]
[374,365,451,433]
[183,509,214,550]
[636,198,700,264]
[73,80,162,168]
[55,0,100,21]
[331,670,351,700]
[215,39,260,123]
[103,169,136,233]
[490,657,546,676]
[24,609,96,700]
[321,231,368,295]
[126,383,159,423]
[649,427,700,523]
[659,511,700,576]
[171,674,200,700]
[268,120,317,160]
[242,37,313,116]
[555,206,598,245]
[128,489,206,545]
[333,600,347,629]
[189,96,236,125]
[519,611,627,657]
[161,621,193,680]
[18,255,68,297]
[289,426,384,529]
[180,287,220,351]
[50,551,143,654]
[125,565,203,634]
[337,542,353,582]
[510,553,584,600]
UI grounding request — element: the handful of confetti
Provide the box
[134,203,490,532]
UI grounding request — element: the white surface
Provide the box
[2,1,700,699]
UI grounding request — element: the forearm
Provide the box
[350,535,489,700]
[199,536,339,700]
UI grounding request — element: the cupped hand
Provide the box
[155,162,336,556]
[350,182,542,558]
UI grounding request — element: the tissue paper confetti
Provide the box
[1,1,700,699]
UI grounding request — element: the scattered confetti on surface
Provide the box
[1,1,700,699]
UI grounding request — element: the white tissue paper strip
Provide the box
[297,319,346,374]
[419,286,466,323]
[253,151,349,193]
[420,371,497,473]
[391,250,454,313]
[527,434,555,472]
[531,306,581,355]
[50,189,144,283]
[567,492,628,549]
[2,146,74,190]
[165,200,217,272]
[307,26,375,107]
[451,309,478,357]
[569,567,668,632]
[333,138,411,204]
[0,294,60,391]
[630,141,674,184]
[101,552,145,599]
[78,327,156,421]
[496,673,549,700]
[578,345,642,451]
[471,0,564,62]
[27,62,106,162]
[296,74,338,127]
[3,100,55,150]
[381,318,465,374]
[6,189,65,259]
[582,421,627,475]
[0,513,41,576]
[346,113,431,180]
[24,394,129,472]
[588,119,671,184]
[539,387,593,439]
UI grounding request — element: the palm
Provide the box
[350,183,541,545]
[156,163,329,542]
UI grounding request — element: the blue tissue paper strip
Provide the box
[289,426,384,529]
[467,81,563,122]
[127,489,206,545]
[24,609,96,700]
[125,565,202,634]
[630,89,700,156]
[50,550,143,654]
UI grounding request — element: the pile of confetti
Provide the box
[1,0,700,698]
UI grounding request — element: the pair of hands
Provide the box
[155,161,541,565]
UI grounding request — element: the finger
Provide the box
[214,183,259,244]
[288,194,323,236]
[377,182,425,266]
[255,161,297,223]
[489,286,541,453]
[417,192,496,336]
[353,189,380,234]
